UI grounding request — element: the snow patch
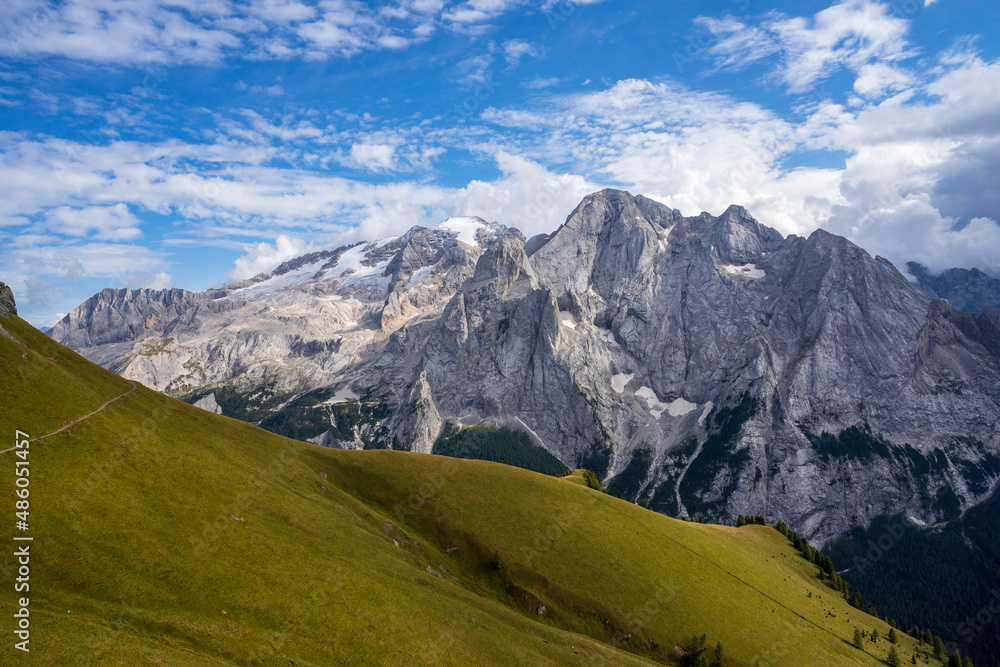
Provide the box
[408,264,435,286]
[666,397,698,417]
[437,217,484,246]
[611,373,633,394]
[327,387,359,404]
[906,514,927,527]
[326,244,392,293]
[635,386,666,419]
[698,401,713,425]
[636,386,697,420]
[559,312,577,330]
[225,257,330,297]
[657,225,674,253]
[599,329,620,348]
[721,263,766,279]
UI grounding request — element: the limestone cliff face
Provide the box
[0,282,17,318]
[51,192,1000,544]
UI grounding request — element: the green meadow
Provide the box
[0,314,944,665]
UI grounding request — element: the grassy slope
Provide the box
[0,314,933,665]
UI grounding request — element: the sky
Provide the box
[1,0,999,327]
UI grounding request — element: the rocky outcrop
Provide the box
[50,193,1000,544]
[0,282,16,318]
[193,392,223,415]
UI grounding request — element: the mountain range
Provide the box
[50,190,1000,548]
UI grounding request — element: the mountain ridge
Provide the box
[48,190,1000,547]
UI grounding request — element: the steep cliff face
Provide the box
[50,191,1000,544]
[0,282,17,318]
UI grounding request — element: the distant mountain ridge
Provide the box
[908,261,1000,316]
[50,191,1000,547]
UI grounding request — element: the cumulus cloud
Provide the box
[122,270,173,290]
[450,152,599,238]
[348,143,398,171]
[228,234,313,281]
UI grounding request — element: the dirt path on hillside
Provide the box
[1,381,138,453]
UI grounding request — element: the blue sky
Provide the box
[1,0,999,326]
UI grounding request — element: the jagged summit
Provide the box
[49,190,1000,544]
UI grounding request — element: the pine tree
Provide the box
[853,628,863,649]
[682,634,708,667]
[948,649,962,667]
[889,628,898,644]
[888,646,902,667]
[712,641,724,667]
[962,656,974,667]
[737,514,745,527]
[871,627,880,643]
[933,636,946,660]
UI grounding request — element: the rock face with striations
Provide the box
[0,282,16,318]
[51,191,1000,544]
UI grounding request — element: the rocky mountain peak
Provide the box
[708,204,785,263]
[470,235,536,295]
[0,282,16,317]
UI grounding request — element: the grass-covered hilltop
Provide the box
[0,312,961,665]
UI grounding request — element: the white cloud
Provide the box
[44,204,142,241]
[450,152,598,238]
[443,0,526,25]
[228,234,312,281]
[0,0,531,65]
[540,0,606,10]
[697,1,916,93]
[4,241,166,282]
[502,39,537,67]
[524,76,562,89]
[348,143,398,171]
[851,62,913,98]
[122,270,173,290]
[453,50,497,86]
[146,271,172,289]
[377,34,411,49]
